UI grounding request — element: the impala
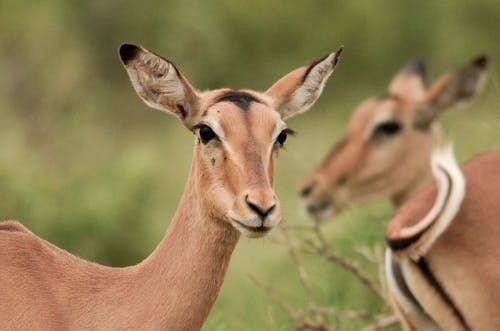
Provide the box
[385,146,500,330]
[299,56,488,219]
[0,44,342,330]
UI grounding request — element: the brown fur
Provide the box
[0,44,342,330]
[387,149,500,330]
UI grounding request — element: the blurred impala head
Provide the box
[300,55,488,220]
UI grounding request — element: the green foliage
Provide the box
[0,1,499,330]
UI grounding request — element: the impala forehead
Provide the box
[348,98,398,134]
[203,102,285,144]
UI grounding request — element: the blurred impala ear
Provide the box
[265,47,343,119]
[388,59,427,102]
[119,44,200,127]
[414,55,489,129]
[426,55,488,109]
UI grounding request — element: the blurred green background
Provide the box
[1,1,499,330]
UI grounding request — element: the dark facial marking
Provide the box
[215,91,261,111]
[211,158,216,166]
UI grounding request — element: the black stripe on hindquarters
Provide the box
[415,258,471,331]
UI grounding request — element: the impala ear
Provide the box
[265,47,343,120]
[388,59,427,102]
[119,44,200,127]
[414,55,489,129]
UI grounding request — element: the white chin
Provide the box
[229,219,275,238]
[299,199,310,219]
[300,199,336,222]
[311,205,336,222]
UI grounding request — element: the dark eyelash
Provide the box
[191,124,207,132]
[282,128,297,136]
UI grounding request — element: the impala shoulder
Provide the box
[461,148,500,178]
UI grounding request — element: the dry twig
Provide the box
[253,218,399,330]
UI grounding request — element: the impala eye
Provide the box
[372,121,402,139]
[277,131,288,145]
[197,125,217,144]
[276,128,296,147]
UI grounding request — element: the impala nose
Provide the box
[245,196,276,220]
[300,184,314,197]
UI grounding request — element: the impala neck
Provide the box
[391,127,441,207]
[132,153,240,330]
[390,168,429,207]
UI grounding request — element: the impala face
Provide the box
[119,43,343,237]
[300,56,488,220]
[300,96,439,220]
[192,90,288,237]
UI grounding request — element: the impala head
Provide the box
[300,55,488,220]
[119,44,342,237]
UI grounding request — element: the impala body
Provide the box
[298,56,491,330]
[386,147,500,330]
[0,44,342,330]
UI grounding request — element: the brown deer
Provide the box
[299,56,488,220]
[0,44,342,330]
[385,147,500,330]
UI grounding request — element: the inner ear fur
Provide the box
[266,47,343,119]
[119,44,200,126]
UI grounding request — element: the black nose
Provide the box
[300,185,314,197]
[246,198,275,219]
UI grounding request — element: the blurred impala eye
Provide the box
[197,125,217,144]
[372,121,402,139]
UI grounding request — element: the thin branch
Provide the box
[297,319,335,331]
[310,219,388,304]
[282,226,315,302]
[359,315,399,331]
[255,218,399,331]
